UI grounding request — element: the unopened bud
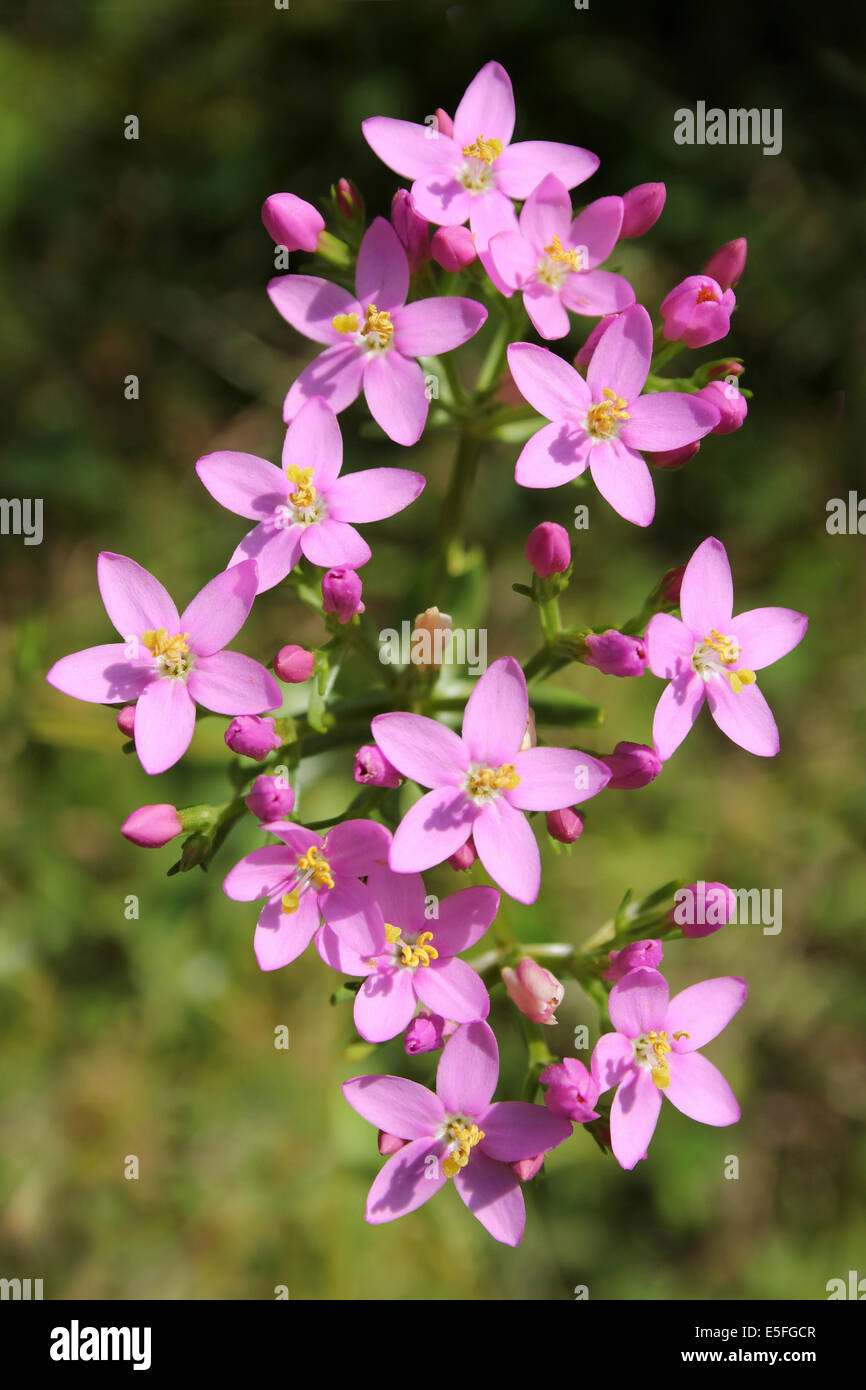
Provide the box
[225,715,282,761]
[502,957,564,1025]
[273,644,315,683]
[120,804,183,849]
[703,237,747,291]
[354,744,402,789]
[546,807,584,844]
[620,182,666,238]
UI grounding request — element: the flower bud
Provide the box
[321,567,365,623]
[696,380,748,435]
[430,224,476,272]
[378,1130,408,1156]
[646,441,701,470]
[354,744,402,789]
[432,108,453,139]
[261,192,325,253]
[510,1154,545,1183]
[273,644,315,683]
[540,1059,600,1123]
[604,939,664,982]
[703,237,747,291]
[404,1010,456,1055]
[660,275,736,349]
[584,629,648,677]
[546,808,584,844]
[391,189,429,271]
[706,360,744,382]
[334,177,364,225]
[620,182,666,238]
[525,521,571,578]
[412,606,452,670]
[225,715,282,761]
[575,313,618,370]
[121,803,183,848]
[659,565,685,606]
[502,957,564,1025]
[448,839,477,871]
[116,705,136,737]
[601,741,663,790]
[673,881,735,938]
[245,773,295,823]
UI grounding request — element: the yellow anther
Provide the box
[461,134,503,165]
[647,1030,673,1090]
[544,234,584,270]
[466,763,521,798]
[281,891,299,914]
[696,284,720,304]
[384,923,402,945]
[297,844,335,890]
[360,303,394,347]
[442,1121,485,1177]
[726,667,756,694]
[285,464,317,510]
[141,628,190,673]
[704,629,741,665]
[651,1066,671,1090]
[586,387,631,439]
[332,312,359,334]
[672,1031,690,1041]
[400,931,438,969]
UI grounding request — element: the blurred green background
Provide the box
[1,0,864,1300]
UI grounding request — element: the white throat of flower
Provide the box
[141,629,193,679]
[332,303,394,354]
[536,235,586,289]
[458,133,502,193]
[276,465,327,528]
[691,629,756,694]
[463,761,520,806]
[632,1029,690,1091]
[438,1114,485,1178]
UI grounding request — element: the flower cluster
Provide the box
[47,61,807,1246]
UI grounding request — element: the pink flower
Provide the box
[703,237,747,291]
[267,217,487,445]
[222,819,391,970]
[507,305,720,527]
[660,275,736,349]
[225,714,282,760]
[390,189,429,271]
[502,956,564,1025]
[244,773,295,824]
[430,225,476,272]
[604,939,664,982]
[645,537,808,759]
[353,744,402,789]
[673,882,735,939]
[525,520,571,577]
[540,1058,600,1122]
[317,864,498,1042]
[322,566,365,622]
[600,741,663,790]
[342,1020,571,1245]
[273,644,315,683]
[404,1011,456,1055]
[584,630,647,677]
[619,182,666,239]
[261,192,324,253]
[591,967,747,1170]
[696,379,748,434]
[488,174,634,338]
[120,804,183,848]
[196,397,425,593]
[362,62,599,254]
[371,656,610,904]
[46,554,281,775]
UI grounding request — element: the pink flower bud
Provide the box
[412,606,452,670]
[391,189,429,271]
[502,957,564,1025]
[673,881,735,938]
[121,804,183,849]
[540,1059,600,1123]
[525,521,571,578]
[696,380,748,435]
[354,744,402,789]
[116,705,136,737]
[432,108,453,139]
[601,741,663,790]
[261,192,324,253]
[604,938,664,982]
[510,1154,545,1183]
[430,224,476,272]
[404,1010,456,1055]
[706,360,744,381]
[335,177,364,224]
[244,773,295,823]
[575,313,618,370]
[273,644,315,683]
[584,630,648,677]
[448,839,477,871]
[321,567,365,623]
[703,237,747,291]
[646,441,701,470]
[620,182,666,238]
[660,275,736,349]
[225,715,282,761]
[660,565,685,606]
[546,808,584,844]
[378,1130,408,1156]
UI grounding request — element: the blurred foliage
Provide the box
[0,0,864,1300]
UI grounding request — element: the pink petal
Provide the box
[343,1074,444,1139]
[589,439,656,527]
[514,420,591,488]
[300,518,371,569]
[436,1019,498,1114]
[591,1033,634,1095]
[356,216,409,312]
[97,552,179,639]
[409,172,471,228]
[462,655,528,764]
[524,283,570,340]
[568,196,624,266]
[665,977,748,1052]
[230,521,303,593]
[324,818,392,878]
[46,645,152,704]
[361,116,456,178]
[365,863,427,935]
[364,1137,447,1223]
[706,678,780,756]
[266,275,358,344]
[282,395,344,490]
[391,296,487,356]
[254,892,319,971]
[181,560,258,655]
[187,651,281,715]
[652,673,706,760]
[432,886,500,955]
[454,1150,525,1246]
[467,187,519,254]
[495,140,599,199]
[608,967,669,1037]
[487,229,537,291]
[679,536,734,636]
[561,269,635,316]
[223,846,292,902]
[518,172,572,250]
[363,351,428,446]
[315,924,374,976]
[319,879,385,957]
[133,678,196,774]
[195,452,288,521]
[620,392,720,451]
[355,968,418,1042]
[452,60,516,149]
[472,800,540,905]
[389,787,477,872]
[586,303,652,403]
[610,1068,662,1170]
[665,1051,741,1126]
[283,345,366,423]
[415,956,490,1023]
[478,1101,571,1162]
[645,612,694,679]
[730,607,808,670]
[371,711,468,788]
[506,342,589,421]
[508,746,610,811]
[325,467,425,524]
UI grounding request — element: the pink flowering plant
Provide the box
[47,60,808,1247]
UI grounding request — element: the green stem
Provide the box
[430,426,484,593]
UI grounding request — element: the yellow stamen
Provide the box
[332,312,359,334]
[441,1121,485,1178]
[285,464,317,510]
[461,133,503,165]
[702,629,756,694]
[726,668,756,694]
[586,387,630,439]
[401,931,438,969]
[696,284,720,304]
[297,844,335,890]
[384,923,402,945]
[281,891,299,915]
[360,303,394,347]
[141,628,190,673]
[466,763,520,798]
[647,1030,672,1090]
[544,233,584,271]
[673,1031,690,1041]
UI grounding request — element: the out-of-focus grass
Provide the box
[1,0,864,1299]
